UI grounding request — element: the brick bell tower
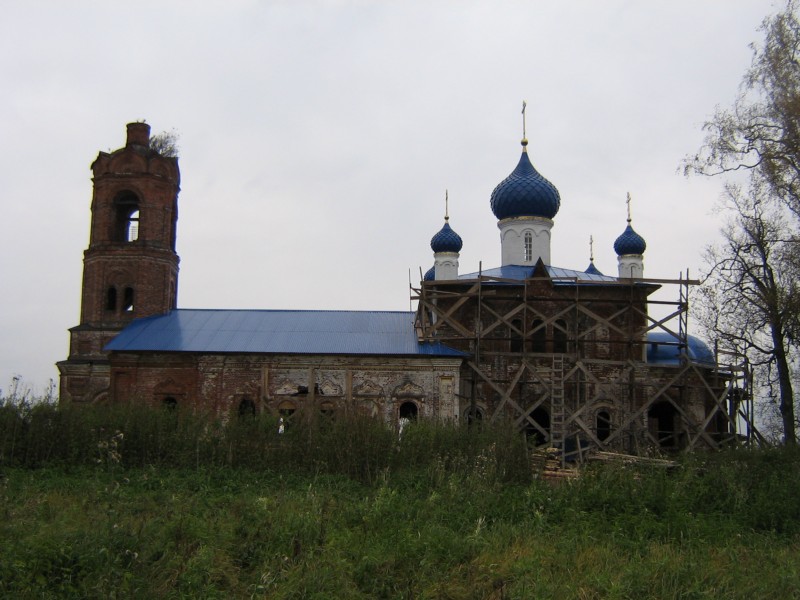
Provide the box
[58,122,180,403]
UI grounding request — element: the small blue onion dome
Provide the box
[614,223,647,256]
[490,141,561,220]
[423,265,436,281]
[430,220,463,253]
[585,261,603,276]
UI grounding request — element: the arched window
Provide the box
[525,407,550,445]
[113,192,140,243]
[122,287,134,312]
[530,319,546,353]
[464,405,484,426]
[553,319,568,353]
[320,400,336,420]
[524,231,533,262]
[399,401,418,420]
[648,401,679,449]
[238,397,256,418]
[106,287,117,311]
[597,410,611,442]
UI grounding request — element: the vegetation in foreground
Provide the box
[1,402,799,599]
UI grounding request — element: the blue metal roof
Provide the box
[430,221,463,253]
[646,331,715,365]
[105,309,465,357]
[490,143,561,220]
[458,264,618,283]
[614,223,647,256]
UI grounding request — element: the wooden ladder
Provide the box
[550,355,566,465]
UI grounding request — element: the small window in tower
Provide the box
[106,287,117,312]
[127,210,140,242]
[122,287,134,312]
[524,231,533,262]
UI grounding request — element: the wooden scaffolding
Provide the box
[412,267,763,460]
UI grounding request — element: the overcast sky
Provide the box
[0,0,780,394]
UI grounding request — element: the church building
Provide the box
[58,121,754,457]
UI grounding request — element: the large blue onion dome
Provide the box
[614,222,646,256]
[490,140,561,220]
[423,265,436,281]
[430,220,463,253]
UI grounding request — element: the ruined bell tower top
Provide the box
[126,122,151,147]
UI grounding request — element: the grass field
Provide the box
[1,402,799,598]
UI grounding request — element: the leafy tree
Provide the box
[685,1,800,215]
[698,179,798,443]
[686,1,800,444]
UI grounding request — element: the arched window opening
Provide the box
[525,407,550,446]
[163,396,177,410]
[399,401,418,421]
[524,231,533,262]
[648,401,679,449]
[597,410,612,442]
[553,319,568,353]
[320,401,336,420]
[122,287,134,312]
[510,319,523,352]
[238,397,256,418]
[113,192,140,243]
[465,405,484,426]
[530,319,546,353]
[106,287,117,312]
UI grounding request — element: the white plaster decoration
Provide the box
[434,252,459,280]
[617,255,644,279]
[498,217,553,266]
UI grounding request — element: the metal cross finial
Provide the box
[521,100,527,142]
[590,235,594,262]
[626,192,632,223]
[445,189,449,221]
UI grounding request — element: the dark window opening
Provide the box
[510,319,523,352]
[465,406,484,426]
[292,386,309,396]
[399,401,418,420]
[278,401,296,419]
[525,407,550,445]
[122,287,134,312]
[597,410,611,441]
[320,401,335,420]
[113,193,140,243]
[238,397,256,418]
[530,319,546,353]
[106,287,117,311]
[163,396,177,410]
[554,319,568,353]
[649,401,678,449]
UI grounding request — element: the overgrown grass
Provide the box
[1,400,799,598]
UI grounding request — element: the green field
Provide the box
[1,403,799,598]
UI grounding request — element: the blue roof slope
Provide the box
[646,331,715,365]
[105,309,465,357]
[458,264,618,283]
